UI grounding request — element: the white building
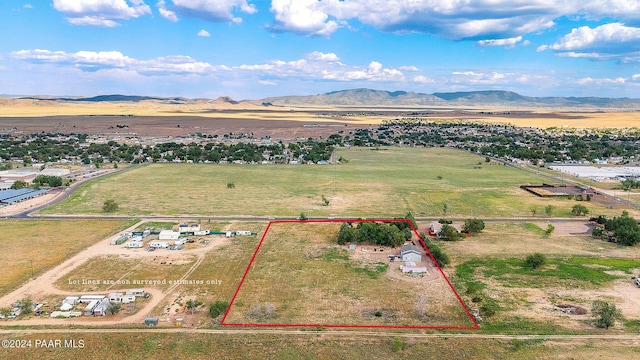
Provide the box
[158,230,180,240]
[400,244,422,262]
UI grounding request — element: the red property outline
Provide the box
[221,219,479,330]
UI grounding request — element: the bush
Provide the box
[102,199,119,213]
[209,301,229,319]
[463,219,485,234]
[592,300,622,329]
[525,253,546,269]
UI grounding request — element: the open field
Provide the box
[39,147,623,218]
[3,331,640,360]
[430,221,640,334]
[223,222,474,328]
[0,219,136,297]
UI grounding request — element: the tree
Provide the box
[544,205,555,216]
[337,223,357,245]
[186,299,203,315]
[525,253,546,269]
[427,243,450,267]
[209,301,229,319]
[545,224,555,235]
[17,297,33,315]
[102,199,119,213]
[299,212,308,220]
[227,182,235,189]
[571,204,589,216]
[10,180,28,190]
[442,203,448,215]
[108,303,121,315]
[321,195,330,206]
[0,307,12,320]
[592,300,622,329]
[438,224,464,241]
[463,219,485,234]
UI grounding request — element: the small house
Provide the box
[400,244,422,262]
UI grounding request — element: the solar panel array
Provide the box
[0,188,48,205]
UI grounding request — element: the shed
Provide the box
[145,317,159,326]
[60,303,74,311]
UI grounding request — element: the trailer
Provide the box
[236,230,252,236]
[194,230,210,236]
[125,241,144,248]
[149,241,170,249]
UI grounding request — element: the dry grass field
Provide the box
[0,219,135,297]
[223,222,474,328]
[3,332,640,360]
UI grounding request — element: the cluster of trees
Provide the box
[621,178,640,190]
[333,121,640,163]
[337,222,409,247]
[592,211,640,246]
[0,133,335,166]
[32,175,63,187]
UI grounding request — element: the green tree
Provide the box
[321,195,330,206]
[427,243,450,267]
[10,180,28,190]
[108,303,121,315]
[17,297,33,315]
[571,204,589,216]
[102,199,119,213]
[186,299,203,315]
[438,224,463,241]
[299,212,308,220]
[0,307,13,320]
[463,219,485,234]
[545,224,555,235]
[337,223,357,245]
[209,301,229,319]
[592,300,622,329]
[525,253,546,269]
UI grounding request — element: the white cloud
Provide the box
[24,4,33,9]
[269,0,339,36]
[399,66,420,72]
[159,0,256,23]
[10,48,412,84]
[412,75,434,84]
[539,23,640,61]
[53,0,151,26]
[197,30,211,37]
[576,77,627,85]
[478,36,523,48]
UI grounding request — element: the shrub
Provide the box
[525,253,546,269]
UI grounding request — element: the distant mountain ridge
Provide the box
[260,88,640,108]
[17,89,640,108]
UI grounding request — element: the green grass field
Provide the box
[40,147,610,218]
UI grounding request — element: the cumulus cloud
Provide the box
[478,36,523,48]
[10,49,410,83]
[158,0,256,23]
[266,1,640,42]
[538,23,640,61]
[197,30,211,37]
[576,77,627,85]
[52,0,151,27]
[269,0,339,36]
[10,49,223,75]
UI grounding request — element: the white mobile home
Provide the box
[126,289,146,297]
[79,295,106,303]
[236,230,252,236]
[125,241,144,248]
[150,241,170,249]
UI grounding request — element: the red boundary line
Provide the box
[221,219,479,330]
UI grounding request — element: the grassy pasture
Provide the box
[41,147,610,218]
[223,222,474,327]
[0,219,135,297]
[432,221,640,334]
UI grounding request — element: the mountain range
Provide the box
[15,89,640,108]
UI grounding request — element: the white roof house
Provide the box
[400,244,422,262]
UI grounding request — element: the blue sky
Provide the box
[2,0,640,99]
